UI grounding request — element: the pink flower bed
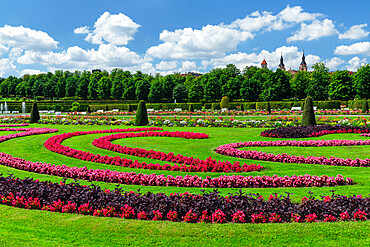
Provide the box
[0,124,29,127]
[216,139,370,167]
[0,127,58,143]
[0,152,353,188]
[44,129,263,173]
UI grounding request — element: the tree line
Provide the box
[0,63,369,102]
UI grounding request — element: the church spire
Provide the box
[278,53,285,71]
[299,50,307,71]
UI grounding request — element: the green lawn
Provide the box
[0,124,369,246]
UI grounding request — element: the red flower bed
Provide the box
[44,128,263,173]
[0,176,367,224]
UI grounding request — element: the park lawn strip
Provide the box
[0,205,369,247]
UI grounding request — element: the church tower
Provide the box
[278,54,285,71]
[299,51,307,71]
[261,59,268,69]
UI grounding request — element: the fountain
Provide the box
[4,102,7,112]
[22,102,26,114]
[0,103,3,114]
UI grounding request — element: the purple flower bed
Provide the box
[0,175,368,223]
[261,125,370,138]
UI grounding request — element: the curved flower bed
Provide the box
[0,124,29,127]
[0,176,367,223]
[261,125,370,138]
[215,141,370,167]
[45,129,263,173]
[0,152,353,188]
[0,127,58,143]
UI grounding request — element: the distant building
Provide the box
[261,59,268,69]
[299,52,308,72]
[278,54,285,71]
[180,72,203,77]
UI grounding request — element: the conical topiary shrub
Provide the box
[188,103,194,112]
[86,105,91,114]
[266,101,271,114]
[362,99,369,113]
[301,96,316,126]
[135,100,148,126]
[220,96,231,109]
[239,104,244,112]
[29,102,40,123]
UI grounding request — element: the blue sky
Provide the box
[0,0,369,77]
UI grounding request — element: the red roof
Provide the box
[261,59,267,65]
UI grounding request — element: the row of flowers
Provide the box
[44,128,263,173]
[0,152,353,188]
[0,127,58,143]
[261,125,370,138]
[0,175,367,223]
[216,142,370,167]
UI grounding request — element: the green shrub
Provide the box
[266,101,271,114]
[135,100,148,126]
[362,99,369,113]
[71,102,80,112]
[188,104,194,112]
[302,96,316,126]
[212,103,221,110]
[243,102,256,110]
[86,105,91,113]
[29,102,40,123]
[127,104,133,112]
[220,96,231,109]
[314,100,342,110]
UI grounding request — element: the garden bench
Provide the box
[3,111,10,114]
[174,108,182,112]
[97,110,104,113]
[291,107,301,111]
[147,109,154,112]
[12,111,19,114]
[48,110,55,114]
[112,109,119,112]
[55,112,62,115]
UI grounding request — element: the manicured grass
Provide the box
[0,123,369,246]
[0,205,369,247]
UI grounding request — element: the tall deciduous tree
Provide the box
[135,79,151,101]
[353,64,370,99]
[173,83,188,103]
[65,76,78,97]
[111,77,124,100]
[97,76,112,100]
[306,62,330,100]
[328,70,353,100]
[290,71,310,99]
[77,76,90,99]
[204,76,221,102]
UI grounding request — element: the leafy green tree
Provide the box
[173,83,188,103]
[204,76,221,102]
[65,76,78,97]
[32,76,46,97]
[240,77,260,101]
[242,66,259,79]
[77,76,90,99]
[290,71,310,99]
[188,80,204,102]
[222,75,242,101]
[353,64,370,99]
[148,79,164,103]
[328,70,353,100]
[0,79,9,96]
[111,77,124,100]
[223,64,241,78]
[261,69,290,101]
[15,81,27,97]
[56,77,66,98]
[97,76,112,100]
[135,79,151,101]
[88,76,99,99]
[43,77,57,99]
[161,75,176,101]
[123,77,136,100]
[220,96,231,109]
[306,62,330,100]
[25,76,36,98]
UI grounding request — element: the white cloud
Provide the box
[277,5,323,23]
[74,26,89,34]
[18,44,147,72]
[339,24,369,40]
[0,25,58,51]
[0,44,8,57]
[334,41,370,55]
[287,19,338,42]
[75,12,141,46]
[155,61,178,70]
[180,61,197,72]
[147,25,253,60]
[346,56,367,71]
[229,5,323,32]
[209,46,320,71]
[325,57,345,70]
[20,69,46,76]
[0,58,18,77]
